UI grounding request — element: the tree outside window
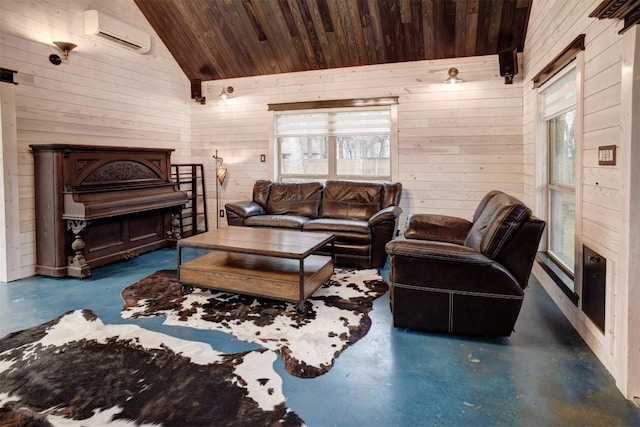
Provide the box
[276,109,392,181]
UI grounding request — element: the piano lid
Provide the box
[63,184,187,220]
[29,144,188,221]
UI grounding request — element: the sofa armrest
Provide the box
[368,206,402,227]
[367,206,402,268]
[404,214,472,245]
[225,201,265,226]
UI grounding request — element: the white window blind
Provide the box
[542,68,577,119]
[275,109,391,137]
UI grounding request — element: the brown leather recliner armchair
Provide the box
[385,191,545,336]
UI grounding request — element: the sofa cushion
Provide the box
[245,214,310,230]
[320,181,383,221]
[265,182,322,218]
[252,180,272,208]
[304,218,371,245]
[382,182,403,209]
[305,218,370,233]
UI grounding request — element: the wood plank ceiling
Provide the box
[135,0,533,82]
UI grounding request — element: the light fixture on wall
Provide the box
[216,166,227,186]
[444,67,463,84]
[218,86,234,99]
[49,41,77,65]
[212,150,227,228]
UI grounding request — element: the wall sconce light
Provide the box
[212,150,227,228]
[216,166,227,186]
[218,86,234,100]
[444,67,463,84]
[49,41,77,65]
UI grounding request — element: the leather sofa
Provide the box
[385,191,545,336]
[225,180,402,268]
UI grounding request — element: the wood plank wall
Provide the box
[194,56,524,232]
[3,0,637,402]
[0,0,191,278]
[523,0,635,396]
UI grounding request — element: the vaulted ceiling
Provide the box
[135,0,533,82]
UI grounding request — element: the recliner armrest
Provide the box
[404,214,472,245]
[385,239,521,295]
[386,239,487,263]
[368,206,402,227]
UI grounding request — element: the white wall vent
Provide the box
[84,10,151,54]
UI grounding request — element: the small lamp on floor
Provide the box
[212,150,226,228]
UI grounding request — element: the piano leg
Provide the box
[167,212,182,240]
[67,220,91,278]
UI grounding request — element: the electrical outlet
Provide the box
[260,154,266,162]
[219,209,225,218]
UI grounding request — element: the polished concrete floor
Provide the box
[1,247,639,426]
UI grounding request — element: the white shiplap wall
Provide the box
[0,0,191,279]
[523,0,639,400]
[2,0,637,403]
[193,56,524,232]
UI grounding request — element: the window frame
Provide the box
[271,100,398,182]
[535,55,584,304]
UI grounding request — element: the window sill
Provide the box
[536,252,579,305]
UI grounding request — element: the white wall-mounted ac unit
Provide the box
[84,10,151,54]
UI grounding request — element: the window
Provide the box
[541,67,577,282]
[275,107,393,181]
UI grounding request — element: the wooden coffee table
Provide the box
[177,226,335,312]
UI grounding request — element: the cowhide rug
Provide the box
[0,310,303,427]
[121,268,388,378]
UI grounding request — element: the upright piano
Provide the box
[31,144,188,278]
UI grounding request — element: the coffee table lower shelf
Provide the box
[179,251,334,311]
